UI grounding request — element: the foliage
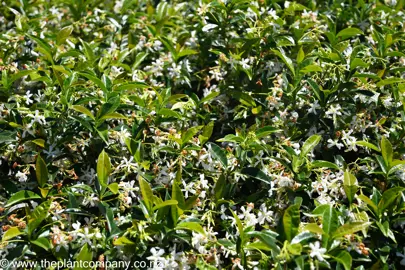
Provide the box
[1,0,405,269]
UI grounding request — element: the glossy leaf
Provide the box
[35,155,48,188]
[97,150,111,187]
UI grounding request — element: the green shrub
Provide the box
[1,0,405,269]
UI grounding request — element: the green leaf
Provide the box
[9,70,37,85]
[158,108,182,119]
[378,187,405,213]
[185,195,198,210]
[30,237,51,251]
[332,222,371,238]
[5,190,41,208]
[100,203,121,236]
[231,209,245,241]
[245,230,280,255]
[181,126,203,147]
[198,121,214,145]
[139,177,154,212]
[241,167,272,185]
[350,58,368,70]
[35,155,48,188]
[0,130,17,143]
[297,46,305,63]
[358,194,379,216]
[207,142,228,168]
[79,39,96,64]
[97,96,120,120]
[333,251,352,270]
[376,220,396,243]
[272,48,295,76]
[176,222,206,235]
[2,227,23,241]
[153,200,178,211]
[171,181,185,225]
[381,137,393,168]
[56,25,74,45]
[200,91,220,104]
[29,35,53,62]
[311,160,340,170]
[97,150,111,187]
[376,155,388,174]
[71,105,95,120]
[304,223,324,234]
[28,200,52,235]
[376,78,405,87]
[214,174,226,202]
[291,232,316,244]
[313,204,339,247]
[283,204,300,241]
[336,28,363,40]
[108,183,119,194]
[177,48,198,59]
[113,236,135,246]
[255,126,281,139]
[300,64,323,73]
[98,112,127,121]
[114,82,149,91]
[79,72,107,93]
[300,135,321,157]
[73,244,93,270]
[32,139,45,148]
[356,141,380,152]
[287,243,302,255]
[307,79,323,104]
[196,257,217,270]
[343,171,358,204]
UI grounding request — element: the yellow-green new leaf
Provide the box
[74,244,93,270]
[343,171,358,204]
[139,177,154,211]
[97,150,111,187]
[176,222,206,235]
[381,137,393,168]
[72,105,95,120]
[332,222,371,238]
[3,227,23,241]
[35,155,48,188]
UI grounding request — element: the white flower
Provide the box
[153,40,163,51]
[117,156,138,173]
[77,227,94,246]
[268,8,279,20]
[309,241,327,261]
[25,91,34,105]
[44,143,62,158]
[27,110,46,125]
[117,126,131,145]
[147,247,166,269]
[198,173,209,189]
[82,193,99,207]
[182,180,196,198]
[257,204,273,225]
[239,58,250,69]
[167,63,182,79]
[110,66,123,78]
[383,97,393,108]
[16,171,28,182]
[327,139,344,150]
[325,104,342,119]
[308,100,321,114]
